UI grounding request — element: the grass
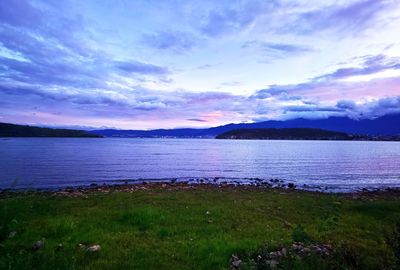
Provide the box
[0,185,400,269]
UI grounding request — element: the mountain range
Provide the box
[91,113,400,138]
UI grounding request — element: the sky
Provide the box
[1,0,400,130]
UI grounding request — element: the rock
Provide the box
[32,240,44,251]
[283,220,293,228]
[8,231,16,239]
[267,259,279,269]
[292,243,301,251]
[230,254,242,269]
[288,183,295,189]
[86,244,101,252]
[281,247,287,257]
[231,259,241,267]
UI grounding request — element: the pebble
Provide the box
[283,220,293,228]
[230,254,242,269]
[32,240,44,251]
[86,244,101,252]
[8,231,16,239]
[267,259,278,269]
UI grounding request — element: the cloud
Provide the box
[336,100,357,110]
[243,41,313,59]
[335,96,400,119]
[142,30,200,53]
[251,83,314,99]
[0,1,173,103]
[194,63,221,70]
[1,1,400,129]
[271,96,400,121]
[0,0,42,27]
[283,105,341,113]
[114,61,170,75]
[219,81,243,87]
[186,118,208,122]
[252,54,400,100]
[285,0,394,35]
[318,54,400,80]
[242,52,400,121]
[199,1,278,37]
[260,42,313,54]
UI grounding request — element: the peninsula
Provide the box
[0,123,102,138]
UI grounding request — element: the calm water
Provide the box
[0,138,400,191]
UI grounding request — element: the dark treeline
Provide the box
[216,128,400,141]
[0,123,102,138]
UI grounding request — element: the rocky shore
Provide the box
[2,179,400,200]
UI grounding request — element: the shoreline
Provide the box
[2,180,400,197]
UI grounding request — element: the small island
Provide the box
[0,123,102,138]
[216,128,400,141]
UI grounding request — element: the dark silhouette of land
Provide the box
[216,128,351,140]
[0,123,102,137]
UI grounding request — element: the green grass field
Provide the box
[1,185,400,269]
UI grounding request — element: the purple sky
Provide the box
[1,0,400,129]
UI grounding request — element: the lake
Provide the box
[0,138,399,191]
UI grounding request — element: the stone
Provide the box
[32,240,44,251]
[86,244,101,252]
[230,254,241,269]
[8,231,16,239]
[231,259,241,267]
[269,251,277,258]
[283,220,293,228]
[267,259,279,269]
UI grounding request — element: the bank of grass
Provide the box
[0,185,400,269]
